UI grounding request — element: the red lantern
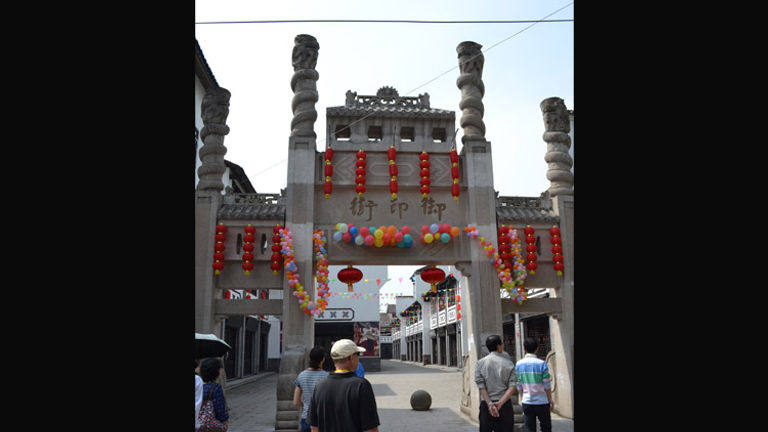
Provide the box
[419,152,430,198]
[450,147,460,201]
[550,225,564,276]
[388,145,398,199]
[355,149,367,197]
[324,147,334,199]
[241,224,255,275]
[524,225,538,274]
[271,224,283,274]
[337,264,363,292]
[212,223,226,275]
[420,265,445,293]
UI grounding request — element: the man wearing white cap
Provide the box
[309,339,380,432]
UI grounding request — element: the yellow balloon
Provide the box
[374,238,384,247]
[374,229,384,239]
[424,233,434,244]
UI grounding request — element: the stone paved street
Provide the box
[224,359,573,432]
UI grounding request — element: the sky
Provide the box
[195,1,573,312]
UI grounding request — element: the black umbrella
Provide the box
[195,333,232,359]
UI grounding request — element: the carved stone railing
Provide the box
[345,86,431,109]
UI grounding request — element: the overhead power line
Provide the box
[195,18,572,25]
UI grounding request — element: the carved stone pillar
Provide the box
[195,87,230,334]
[275,34,319,432]
[540,97,574,197]
[290,34,320,138]
[456,41,486,143]
[197,87,231,192]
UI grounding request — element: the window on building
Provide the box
[431,128,446,143]
[400,127,414,142]
[334,124,351,141]
[367,125,382,142]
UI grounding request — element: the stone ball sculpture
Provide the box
[410,389,432,411]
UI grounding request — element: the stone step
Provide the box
[275,420,299,429]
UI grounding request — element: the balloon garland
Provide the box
[278,226,322,317]
[333,223,414,248]
[312,229,331,314]
[420,223,461,244]
[463,224,528,304]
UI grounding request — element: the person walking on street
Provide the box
[515,338,553,432]
[309,339,380,432]
[294,346,330,432]
[199,357,230,431]
[474,334,517,432]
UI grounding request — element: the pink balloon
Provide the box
[382,233,392,245]
[421,225,430,234]
[394,232,404,242]
[365,235,375,246]
[359,226,370,236]
[401,225,410,234]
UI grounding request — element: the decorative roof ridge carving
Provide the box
[345,86,431,109]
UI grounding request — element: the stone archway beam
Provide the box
[214,299,283,316]
[501,298,561,315]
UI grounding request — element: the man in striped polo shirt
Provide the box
[515,338,553,432]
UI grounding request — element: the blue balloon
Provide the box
[404,237,413,247]
[403,233,412,243]
[430,223,439,234]
[396,240,405,248]
[333,231,343,242]
[441,233,450,243]
[349,226,358,237]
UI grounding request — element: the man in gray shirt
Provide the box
[474,334,517,432]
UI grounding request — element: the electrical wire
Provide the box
[196,18,572,25]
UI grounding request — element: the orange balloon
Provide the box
[387,225,397,236]
[450,226,460,237]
